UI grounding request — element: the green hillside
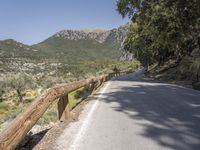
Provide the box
[33,36,121,64]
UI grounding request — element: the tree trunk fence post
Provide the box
[108,73,111,80]
[58,94,70,121]
[106,75,109,81]
[94,80,100,91]
[89,81,95,94]
[109,73,113,79]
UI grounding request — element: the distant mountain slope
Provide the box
[33,23,129,63]
[0,23,130,76]
[33,36,120,63]
[0,39,41,59]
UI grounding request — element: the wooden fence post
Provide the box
[89,81,95,94]
[106,75,109,81]
[108,73,111,80]
[58,94,70,121]
[103,76,107,82]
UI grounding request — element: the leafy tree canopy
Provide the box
[117,0,200,70]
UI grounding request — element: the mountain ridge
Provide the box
[45,23,129,44]
[1,23,130,46]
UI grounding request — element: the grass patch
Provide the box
[69,86,91,110]
[37,101,58,125]
[0,102,9,112]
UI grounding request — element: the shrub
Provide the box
[0,102,9,112]
[190,57,200,82]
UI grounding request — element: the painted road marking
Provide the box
[68,81,111,150]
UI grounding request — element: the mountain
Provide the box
[33,23,129,62]
[80,28,107,33]
[0,39,45,59]
[52,24,128,43]
[0,23,130,77]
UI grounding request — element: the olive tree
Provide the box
[3,73,36,104]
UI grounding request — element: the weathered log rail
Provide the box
[0,70,132,150]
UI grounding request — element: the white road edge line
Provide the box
[68,81,111,150]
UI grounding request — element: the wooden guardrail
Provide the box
[0,70,132,150]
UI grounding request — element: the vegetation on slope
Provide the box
[33,36,121,62]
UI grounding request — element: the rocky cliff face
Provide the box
[54,23,129,44]
[120,51,134,61]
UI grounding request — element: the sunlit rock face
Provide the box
[55,23,130,44]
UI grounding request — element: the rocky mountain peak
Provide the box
[54,23,130,43]
[80,28,107,33]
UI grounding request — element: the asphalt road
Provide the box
[54,70,200,150]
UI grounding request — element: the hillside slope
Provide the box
[0,24,130,77]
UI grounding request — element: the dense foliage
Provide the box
[117,0,200,73]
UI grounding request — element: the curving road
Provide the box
[54,70,200,150]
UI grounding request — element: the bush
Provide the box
[190,57,200,82]
[178,57,193,79]
[0,102,9,112]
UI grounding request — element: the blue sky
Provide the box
[0,0,129,45]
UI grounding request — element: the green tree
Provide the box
[117,0,200,70]
[3,73,36,104]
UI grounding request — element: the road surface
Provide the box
[54,70,200,150]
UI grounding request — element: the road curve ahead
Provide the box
[54,70,200,150]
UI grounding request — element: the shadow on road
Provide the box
[102,73,200,150]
